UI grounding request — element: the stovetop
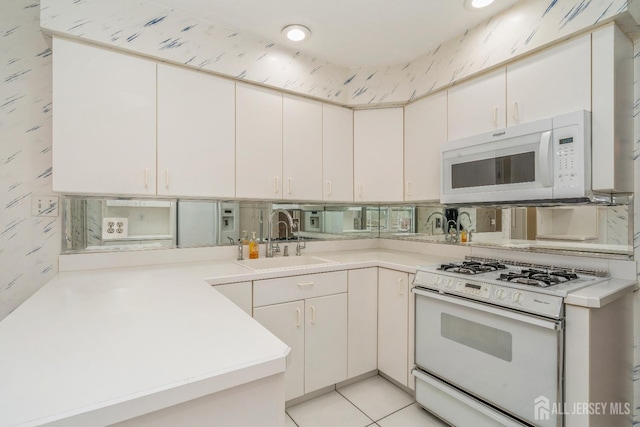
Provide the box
[433,258,606,296]
[413,257,609,318]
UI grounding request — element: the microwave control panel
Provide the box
[552,118,588,198]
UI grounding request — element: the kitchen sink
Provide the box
[233,255,335,272]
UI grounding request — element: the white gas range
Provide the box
[412,257,609,427]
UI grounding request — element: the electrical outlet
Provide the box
[102,217,129,240]
[31,196,59,217]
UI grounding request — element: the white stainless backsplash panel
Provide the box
[0,0,60,319]
[40,0,628,107]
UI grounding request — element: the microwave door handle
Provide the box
[538,130,553,186]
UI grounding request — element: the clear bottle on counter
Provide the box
[249,232,259,259]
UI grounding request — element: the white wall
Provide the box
[0,1,59,318]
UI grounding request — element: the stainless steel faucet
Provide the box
[267,209,302,257]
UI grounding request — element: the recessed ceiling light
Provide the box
[464,0,495,10]
[281,24,311,42]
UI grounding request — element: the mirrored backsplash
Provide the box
[62,196,633,259]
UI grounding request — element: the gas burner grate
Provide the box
[439,260,508,275]
[498,268,581,287]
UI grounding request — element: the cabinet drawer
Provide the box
[253,271,347,307]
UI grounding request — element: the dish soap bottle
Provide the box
[249,232,259,259]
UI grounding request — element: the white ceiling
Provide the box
[154,0,524,68]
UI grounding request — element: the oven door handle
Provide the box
[412,288,562,330]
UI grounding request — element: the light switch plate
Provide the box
[102,217,128,240]
[31,196,59,217]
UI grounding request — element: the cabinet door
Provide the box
[157,64,235,198]
[404,91,447,201]
[347,268,378,379]
[235,84,283,199]
[52,37,156,195]
[591,24,633,193]
[447,68,506,141]
[253,301,305,401]
[507,34,591,127]
[377,269,409,387]
[305,293,348,394]
[213,282,252,315]
[354,108,404,202]
[283,95,323,200]
[407,273,416,391]
[323,104,354,202]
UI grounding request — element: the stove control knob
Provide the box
[431,276,438,285]
[495,288,507,299]
[512,291,525,303]
[445,278,453,288]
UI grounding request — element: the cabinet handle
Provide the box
[513,101,519,123]
[310,305,316,324]
[406,181,412,197]
[492,106,498,127]
[327,181,332,196]
[288,178,293,195]
[297,281,314,287]
[165,169,169,189]
[358,184,363,199]
[295,308,301,327]
[398,277,404,295]
[144,168,149,188]
[274,176,279,194]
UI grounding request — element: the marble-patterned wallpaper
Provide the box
[632,39,640,427]
[40,0,629,107]
[0,1,59,318]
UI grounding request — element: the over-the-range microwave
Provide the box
[441,110,591,204]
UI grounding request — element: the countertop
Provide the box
[1,248,635,426]
[0,262,288,427]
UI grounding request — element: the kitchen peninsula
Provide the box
[0,240,635,426]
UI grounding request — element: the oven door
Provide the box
[441,118,554,204]
[413,287,563,427]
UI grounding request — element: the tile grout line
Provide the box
[372,401,415,423]
[335,388,376,426]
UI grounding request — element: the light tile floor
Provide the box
[286,375,448,427]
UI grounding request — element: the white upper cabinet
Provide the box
[283,95,323,201]
[157,64,235,198]
[404,91,447,201]
[52,37,157,195]
[591,24,633,193]
[323,104,354,202]
[235,83,283,199]
[506,34,591,127]
[447,68,506,141]
[354,108,404,202]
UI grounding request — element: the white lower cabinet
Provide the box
[377,268,409,387]
[253,271,348,401]
[253,300,306,400]
[347,268,378,378]
[304,293,348,394]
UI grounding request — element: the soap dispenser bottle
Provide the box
[249,232,259,259]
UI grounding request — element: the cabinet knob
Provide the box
[327,181,332,197]
[295,308,301,327]
[274,176,280,194]
[310,305,316,324]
